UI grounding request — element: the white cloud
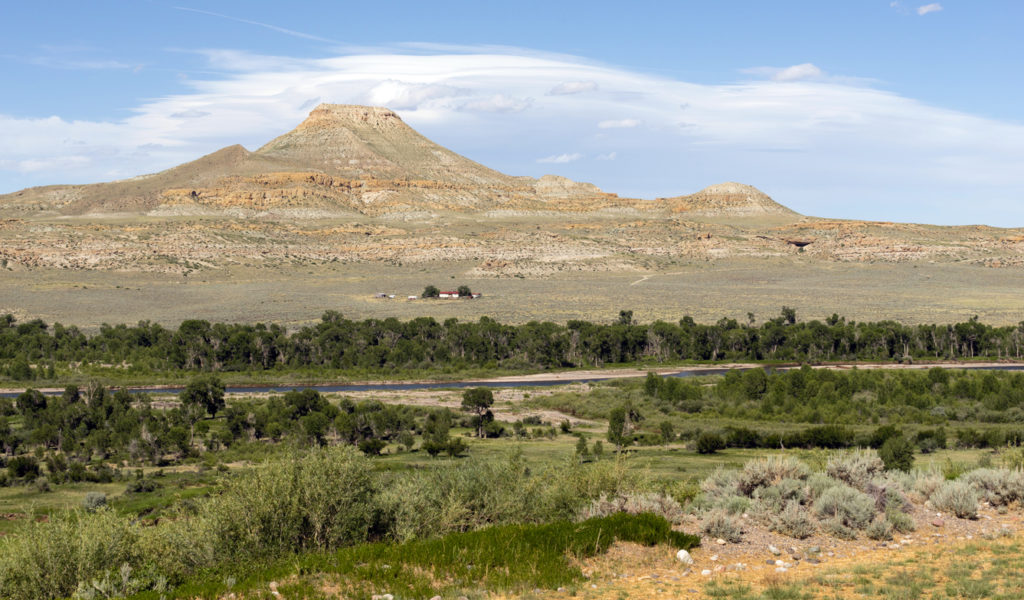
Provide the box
[597,152,617,161]
[773,63,824,82]
[598,118,641,129]
[170,109,212,119]
[548,81,598,95]
[460,94,532,113]
[3,47,1024,225]
[365,81,463,110]
[537,153,582,164]
[743,63,825,82]
[917,3,943,15]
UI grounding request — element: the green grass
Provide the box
[128,512,698,600]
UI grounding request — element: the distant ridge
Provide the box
[0,103,797,219]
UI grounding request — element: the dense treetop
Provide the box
[2,309,1023,378]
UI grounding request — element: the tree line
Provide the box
[3,309,1024,379]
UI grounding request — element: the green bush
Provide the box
[578,493,685,524]
[0,508,143,600]
[813,484,876,531]
[198,445,380,559]
[696,432,725,454]
[700,468,740,500]
[806,472,840,500]
[82,492,107,512]
[961,468,1024,506]
[879,436,915,472]
[700,509,743,542]
[826,450,884,491]
[771,500,815,539]
[930,480,978,519]
[737,456,809,496]
[378,453,647,542]
[886,509,916,533]
[866,517,893,541]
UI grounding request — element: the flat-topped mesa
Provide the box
[294,104,406,132]
[254,103,517,187]
[662,182,799,217]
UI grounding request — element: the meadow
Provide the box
[4,355,1024,598]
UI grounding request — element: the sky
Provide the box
[2,1,1023,225]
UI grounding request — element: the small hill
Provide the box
[659,182,798,217]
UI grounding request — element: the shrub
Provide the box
[721,495,752,516]
[930,481,978,519]
[7,455,40,480]
[886,509,916,533]
[879,436,915,472]
[33,476,51,493]
[198,445,380,558]
[379,453,647,542]
[771,500,815,539]
[826,450,884,491]
[910,471,945,501]
[869,425,902,449]
[824,517,857,540]
[961,468,1024,506]
[0,508,143,600]
[696,432,725,454]
[737,456,809,496]
[82,492,107,512]
[753,478,808,513]
[866,517,893,541]
[700,509,743,542]
[125,478,160,495]
[813,484,876,531]
[700,468,740,500]
[578,492,685,524]
[806,472,840,500]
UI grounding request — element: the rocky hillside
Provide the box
[0,104,629,217]
[1,103,1023,280]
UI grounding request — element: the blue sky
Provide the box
[2,1,1024,225]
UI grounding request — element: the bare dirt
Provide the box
[505,502,1024,600]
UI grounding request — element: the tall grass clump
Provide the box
[0,508,144,600]
[930,480,979,519]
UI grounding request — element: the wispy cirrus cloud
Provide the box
[3,46,1024,225]
[172,6,339,43]
[917,3,943,16]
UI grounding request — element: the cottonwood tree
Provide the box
[180,375,225,418]
[461,387,494,438]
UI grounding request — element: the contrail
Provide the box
[173,6,338,44]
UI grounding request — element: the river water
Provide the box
[4,364,1024,398]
